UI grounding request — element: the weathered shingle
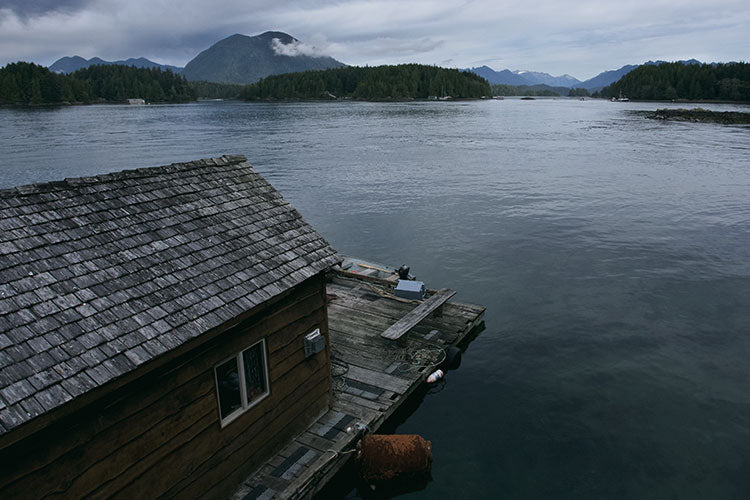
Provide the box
[0,155,339,434]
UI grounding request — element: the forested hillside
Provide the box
[72,65,195,102]
[600,62,750,101]
[0,62,195,105]
[0,62,88,105]
[491,84,567,96]
[240,64,491,100]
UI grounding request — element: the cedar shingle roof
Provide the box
[0,155,339,434]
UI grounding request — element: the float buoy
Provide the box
[426,369,444,383]
[356,434,433,484]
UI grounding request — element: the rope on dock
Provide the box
[388,340,446,374]
[330,346,350,395]
[330,340,445,395]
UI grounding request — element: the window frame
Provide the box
[214,338,270,427]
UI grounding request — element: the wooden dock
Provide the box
[231,269,485,500]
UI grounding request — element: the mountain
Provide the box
[181,31,346,84]
[511,70,581,88]
[470,60,706,92]
[578,64,639,90]
[466,66,581,87]
[49,56,182,74]
[644,58,702,66]
[465,66,529,86]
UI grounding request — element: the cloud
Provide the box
[316,36,444,66]
[270,38,324,58]
[0,0,92,19]
[0,0,748,78]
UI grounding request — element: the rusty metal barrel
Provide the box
[356,434,433,483]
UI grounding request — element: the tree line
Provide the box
[240,64,492,100]
[491,84,564,96]
[6,59,746,106]
[0,62,195,105]
[189,81,244,100]
[73,64,195,102]
[598,62,750,101]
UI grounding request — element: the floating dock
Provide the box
[231,268,485,499]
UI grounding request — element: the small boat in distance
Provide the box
[612,91,630,102]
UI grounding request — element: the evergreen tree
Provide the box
[240,64,491,100]
[601,61,750,101]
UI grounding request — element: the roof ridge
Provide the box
[0,155,248,198]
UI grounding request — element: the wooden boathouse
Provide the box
[0,156,340,498]
[0,155,487,499]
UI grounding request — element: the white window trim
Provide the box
[214,338,270,428]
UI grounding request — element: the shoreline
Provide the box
[638,107,750,124]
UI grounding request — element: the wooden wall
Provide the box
[0,272,331,499]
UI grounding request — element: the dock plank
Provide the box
[344,364,412,394]
[295,432,337,453]
[382,289,456,340]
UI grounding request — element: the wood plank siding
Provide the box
[0,273,331,500]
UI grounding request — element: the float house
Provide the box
[0,156,340,498]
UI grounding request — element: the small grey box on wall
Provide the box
[304,328,325,358]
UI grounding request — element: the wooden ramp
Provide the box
[231,270,485,500]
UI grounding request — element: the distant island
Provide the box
[599,62,750,101]
[641,108,750,124]
[240,64,491,100]
[0,62,195,105]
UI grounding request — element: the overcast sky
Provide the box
[0,0,747,80]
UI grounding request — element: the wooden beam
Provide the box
[381,289,456,340]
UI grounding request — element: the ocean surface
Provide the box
[1,99,749,499]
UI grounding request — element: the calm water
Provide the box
[2,99,750,499]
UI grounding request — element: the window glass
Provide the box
[243,342,267,403]
[215,357,241,419]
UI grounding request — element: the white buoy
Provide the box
[426,369,444,383]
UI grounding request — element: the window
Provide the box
[214,339,269,426]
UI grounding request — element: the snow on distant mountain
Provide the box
[464,66,529,85]
[511,70,582,88]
